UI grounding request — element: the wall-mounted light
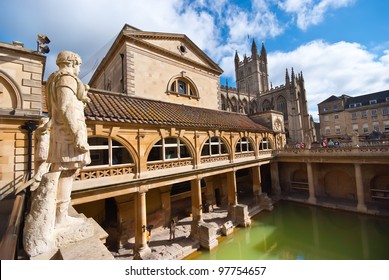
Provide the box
[36,34,50,54]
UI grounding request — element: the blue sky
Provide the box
[1,0,388,120]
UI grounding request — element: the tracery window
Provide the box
[262,99,272,111]
[88,137,134,167]
[276,95,288,120]
[201,137,228,157]
[147,137,191,162]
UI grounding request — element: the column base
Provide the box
[307,196,317,204]
[134,245,151,260]
[357,204,367,212]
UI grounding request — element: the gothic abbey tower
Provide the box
[220,39,317,145]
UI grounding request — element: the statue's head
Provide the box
[56,51,82,68]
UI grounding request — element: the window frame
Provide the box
[87,137,134,169]
[147,137,192,162]
[167,75,199,99]
[235,137,254,153]
[201,137,228,157]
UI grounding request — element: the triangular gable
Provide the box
[122,25,223,75]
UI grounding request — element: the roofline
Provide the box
[89,24,223,84]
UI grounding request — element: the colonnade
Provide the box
[132,164,277,258]
[304,162,367,211]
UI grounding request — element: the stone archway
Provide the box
[324,170,355,200]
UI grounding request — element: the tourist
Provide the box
[169,219,176,241]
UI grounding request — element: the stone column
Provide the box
[160,185,172,227]
[307,162,317,204]
[252,165,262,196]
[227,170,237,217]
[270,162,281,197]
[190,177,203,237]
[204,177,215,212]
[134,188,150,258]
[354,163,367,212]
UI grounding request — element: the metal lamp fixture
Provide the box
[36,34,50,54]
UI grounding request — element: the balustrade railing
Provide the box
[147,159,192,171]
[200,155,229,164]
[75,164,135,181]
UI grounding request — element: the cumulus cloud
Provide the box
[2,0,388,122]
[268,40,389,120]
[278,0,355,30]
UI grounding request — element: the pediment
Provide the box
[123,27,223,75]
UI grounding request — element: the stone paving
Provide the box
[111,207,230,260]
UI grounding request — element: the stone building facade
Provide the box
[1,25,388,260]
[220,40,317,145]
[0,41,46,200]
[318,90,389,141]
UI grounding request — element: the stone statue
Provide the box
[46,50,91,225]
[352,131,360,147]
[23,51,93,257]
[31,117,51,191]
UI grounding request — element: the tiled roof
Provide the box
[85,90,270,132]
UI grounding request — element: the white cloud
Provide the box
[278,0,355,30]
[268,40,389,120]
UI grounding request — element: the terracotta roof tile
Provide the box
[84,90,270,132]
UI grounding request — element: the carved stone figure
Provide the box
[31,117,51,191]
[46,50,91,225]
[23,51,93,257]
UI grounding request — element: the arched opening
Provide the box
[262,99,272,111]
[235,137,254,154]
[324,170,355,200]
[201,136,228,157]
[259,137,271,150]
[147,137,192,162]
[276,95,288,120]
[168,75,199,98]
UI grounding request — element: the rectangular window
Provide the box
[323,106,328,112]
[335,125,341,134]
[371,109,378,117]
[333,104,338,110]
[384,121,389,132]
[361,111,367,118]
[383,107,389,116]
[350,103,362,108]
[352,124,358,133]
[373,122,379,131]
[363,124,369,134]
[369,100,377,105]
[334,114,339,120]
[324,115,329,121]
[351,112,357,120]
[325,126,330,135]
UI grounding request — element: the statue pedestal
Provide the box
[30,210,113,260]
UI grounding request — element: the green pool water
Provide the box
[188,201,389,260]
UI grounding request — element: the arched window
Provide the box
[147,137,191,162]
[276,95,288,120]
[231,97,238,112]
[221,95,227,111]
[201,137,228,157]
[242,99,248,114]
[168,76,199,98]
[259,137,271,150]
[262,99,272,111]
[235,137,253,153]
[250,100,257,114]
[88,137,134,167]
